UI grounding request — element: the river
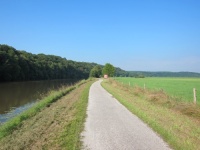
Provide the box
[0,79,78,124]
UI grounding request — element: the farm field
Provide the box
[114,77,200,104]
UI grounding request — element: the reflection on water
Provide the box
[0,79,77,123]
[0,102,35,124]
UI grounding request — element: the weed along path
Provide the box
[82,80,171,150]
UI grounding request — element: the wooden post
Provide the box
[193,88,196,104]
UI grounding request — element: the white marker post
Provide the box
[193,88,197,104]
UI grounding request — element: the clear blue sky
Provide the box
[1,0,200,72]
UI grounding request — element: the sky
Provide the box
[1,0,200,72]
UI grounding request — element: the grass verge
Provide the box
[60,79,94,150]
[115,77,200,104]
[102,79,200,150]
[0,79,88,140]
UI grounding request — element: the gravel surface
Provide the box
[82,80,172,150]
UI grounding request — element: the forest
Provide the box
[0,44,98,82]
[1,44,200,82]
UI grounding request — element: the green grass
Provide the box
[60,79,94,150]
[0,79,88,139]
[115,77,200,103]
[102,79,200,150]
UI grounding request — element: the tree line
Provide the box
[127,71,200,78]
[1,44,198,82]
[0,44,98,82]
[89,63,115,78]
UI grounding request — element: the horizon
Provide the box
[2,43,200,74]
[1,0,200,73]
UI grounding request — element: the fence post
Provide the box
[193,88,196,104]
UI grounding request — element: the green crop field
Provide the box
[114,77,200,104]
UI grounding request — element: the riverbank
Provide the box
[0,79,78,116]
[102,79,200,150]
[0,79,95,149]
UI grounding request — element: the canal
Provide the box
[0,79,78,124]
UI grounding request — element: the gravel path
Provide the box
[81,80,171,150]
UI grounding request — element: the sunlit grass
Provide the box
[60,79,94,149]
[102,78,200,150]
[0,79,88,139]
[0,78,95,149]
[115,77,200,103]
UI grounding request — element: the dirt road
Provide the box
[82,80,171,150]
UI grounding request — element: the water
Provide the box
[0,102,35,124]
[0,79,77,124]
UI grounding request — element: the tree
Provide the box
[90,65,102,78]
[0,44,99,82]
[102,63,115,77]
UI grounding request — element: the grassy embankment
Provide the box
[102,78,200,150]
[0,79,95,150]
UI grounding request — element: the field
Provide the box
[114,77,200,104]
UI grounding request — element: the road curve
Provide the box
[81,80,171,150]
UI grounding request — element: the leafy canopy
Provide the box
[102,63,115,77]
[90,65,102,78]
[0,44,97,81]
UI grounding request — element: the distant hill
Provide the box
[114,67,129,77]
[114,68,200,77]
[127,71,200,78]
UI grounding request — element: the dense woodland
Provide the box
[1,44,200,82]
[0,45,98,82]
